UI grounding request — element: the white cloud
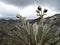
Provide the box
[0,2,59,19]
[0,2,19,12]
[42,6,60,17]
[0,2,19,18]
[18,5,38,19]
[18,5,60,19]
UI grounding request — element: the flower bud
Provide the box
[16,14,20,18]
[37,5,41,11]
[36,10,40,13]
[16,14,25,19]
[44,9,48,13]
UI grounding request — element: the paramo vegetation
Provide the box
[0,5,60,45]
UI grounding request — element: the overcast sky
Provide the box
[0,0,60,19]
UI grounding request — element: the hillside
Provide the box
[29,14,60,26]
[0,14,60,28]
[0,14,60,45]
[0,14,60,31]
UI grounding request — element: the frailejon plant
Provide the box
[14,6,60,45]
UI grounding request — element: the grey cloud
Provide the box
[0,9,16,19]
[0,0,60,19]
[1,0,60,10]
[41,0,60,11]
[0,0,33,7]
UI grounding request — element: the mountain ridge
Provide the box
[0,14,60,24]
